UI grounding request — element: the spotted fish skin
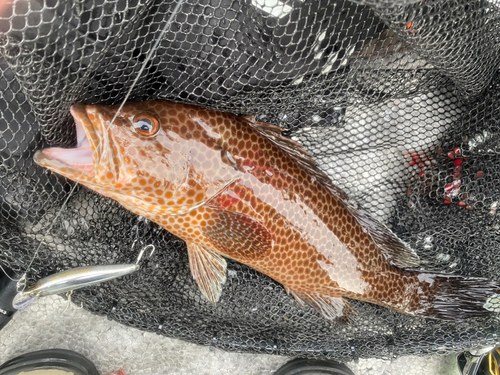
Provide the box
[34,100,500,322]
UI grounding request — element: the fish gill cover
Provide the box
[1,0,500,364]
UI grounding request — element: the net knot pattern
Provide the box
[1,0,500,363]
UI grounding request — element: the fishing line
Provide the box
[13,0,184,291]
[16,182,79,290]
[0,263,18,282]
[101,0,186,139]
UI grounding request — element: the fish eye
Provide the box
[133,114,160,136]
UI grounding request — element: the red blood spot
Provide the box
[405,150,433,167]
[447,151,455,159]
[419,171,425,177]
[437,148,443,155]
[454,158,462,166]
[220,194,240,208]
[407,189,412,196]
[444,197,452,204]
[208,190,240,209]
[454,165,462,173]
[106,369,126,375]
[453,172,462,179]
[476,171,484,178]
[454,148,461,156]
[445,180,461,196]
[242,159,254,168]
[458,201,466,207]
[406,21,416,34]
[466,205,473,210]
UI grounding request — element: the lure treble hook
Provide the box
[135,244,155,265]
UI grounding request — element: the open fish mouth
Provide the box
[34,104,99,179]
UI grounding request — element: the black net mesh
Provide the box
[1,0,500,365]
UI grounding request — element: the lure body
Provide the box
[34,101,499,322]
[13,264,139,309]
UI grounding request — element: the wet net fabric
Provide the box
[1,0,500,365]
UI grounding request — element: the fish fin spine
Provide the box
[244,119,315,161]
[290,291,358,324]
[289,290,305,307]
[345,203,420,268]
[241,116,284,135]
[187,243,227,304]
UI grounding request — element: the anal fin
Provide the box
[187,243,227,304]
[290,291,358,324]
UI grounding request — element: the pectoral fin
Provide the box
[187,243,227,304]
[202,207,273,261]
[290,291,358,324]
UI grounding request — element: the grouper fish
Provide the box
[34,101,500,322]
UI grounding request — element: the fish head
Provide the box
[34,101,242,217]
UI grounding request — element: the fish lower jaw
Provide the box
[33,149,95,179]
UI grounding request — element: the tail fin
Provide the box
[415,274,500,320]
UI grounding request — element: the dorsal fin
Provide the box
[242,116,284,136]
[241,117,318,171]
[345,201,420,267]
[244,117,420,268]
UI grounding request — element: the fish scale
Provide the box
[34,100,500,323]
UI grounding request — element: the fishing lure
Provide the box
[13,245,154,309]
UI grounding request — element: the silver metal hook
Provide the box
[16,274,27,294]
[131,238,140,251]
[136,244,155,265]
[63,290,73,313]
